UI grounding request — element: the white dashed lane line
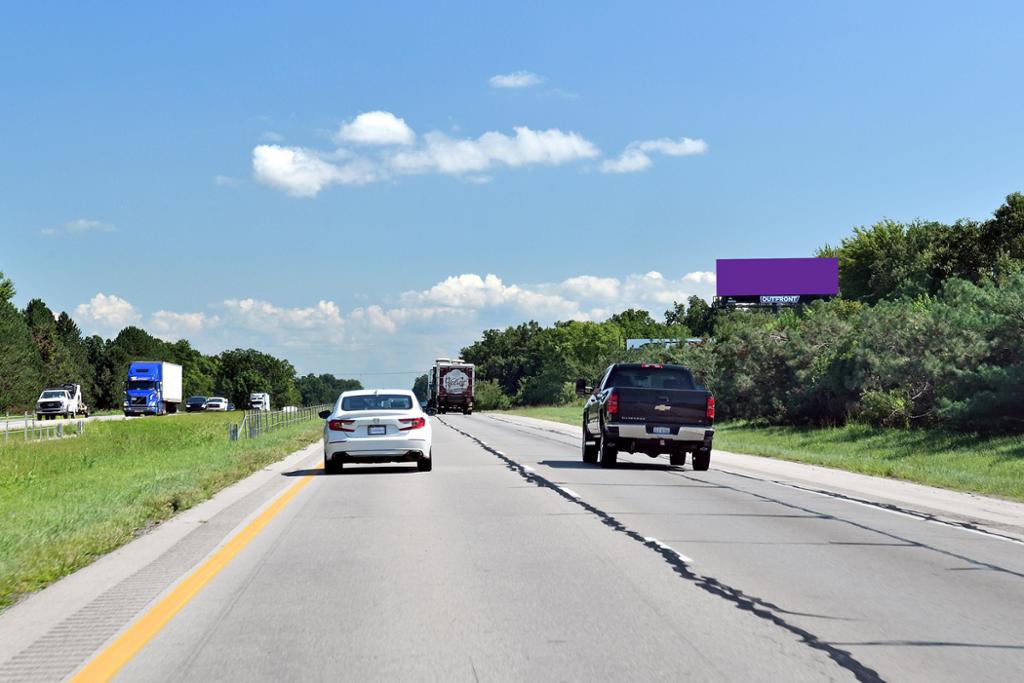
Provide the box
[644,537,695,564]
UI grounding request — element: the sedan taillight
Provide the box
[399,417,426,431]
[328,419,357,432]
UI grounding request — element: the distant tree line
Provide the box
[458,193,1024,432]
[0,273,361,413]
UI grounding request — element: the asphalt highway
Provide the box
[4,414,1023,682]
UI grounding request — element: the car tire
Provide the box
[582,421,598,464]
[598,431,618,468]
[670,452,686,467]
[36,414,42,421]
[418,451,433,472]
[692,448,711,471]
[324,456,342,474]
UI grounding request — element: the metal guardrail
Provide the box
[228,404,329,441]
[1,412,86,445]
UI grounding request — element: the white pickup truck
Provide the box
[36,384,90,420]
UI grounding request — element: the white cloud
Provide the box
[260,131,284,142]
[336,111,415,146]
[223,298,345,330]
[599,148,653,174]
[390,127,599,175]
[252,145,378,196]
[636,137,708,156]
[489,71,544,89]
[149,311,215,341]
[250,110,707,196]
[683,271,716,285]
[601,136,708,174]
[74,293,141,331]
[560,275,620,301]
[41,218,117,236]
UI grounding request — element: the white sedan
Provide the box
[204,397,229,411]
[320,389,433,474]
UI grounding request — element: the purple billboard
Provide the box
[716,258,839,297]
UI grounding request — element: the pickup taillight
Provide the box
[607,391,619,417]
[706,396,716,422]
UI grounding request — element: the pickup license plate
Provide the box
[367,425,386,435]
[652,426,671,435]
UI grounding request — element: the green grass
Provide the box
[496,404,584,427]
[0,412,321,610]
[491,406,1024,502]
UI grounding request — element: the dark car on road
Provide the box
[578,363,715,470]
[185,396,207,412]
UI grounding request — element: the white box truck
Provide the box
[248,392,271,411]
[427,358,475,414]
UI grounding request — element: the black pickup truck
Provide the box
[577,363,715,470]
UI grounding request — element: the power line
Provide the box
[331,370,424,376]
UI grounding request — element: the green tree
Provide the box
[981,192,1024,270]
[461,321,548,396]
[664,301,686,327]
[23,299,81,389]
[296,373,363,405]
[682,296,713,337]
[0,271,14,303]
[411,373,429,401]
[607,308,661,339]
[0,298,46,412]
[473,379,512,410]
[217,349,300,407]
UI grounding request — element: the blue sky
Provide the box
[3,1,1023,380]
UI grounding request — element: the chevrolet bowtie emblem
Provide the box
[654,404,670,412]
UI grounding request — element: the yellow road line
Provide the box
[70,465,321,682]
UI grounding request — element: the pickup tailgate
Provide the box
[615,387,710,426]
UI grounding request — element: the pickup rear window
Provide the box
[608,367,696,390]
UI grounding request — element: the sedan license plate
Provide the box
[652,426,672,435]
[367,425,386,435]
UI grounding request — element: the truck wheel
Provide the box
[670,452,686,467]
[692,448,711,471]
[36,414,43,421]
[598,432,618,468]
[582,421,598,463]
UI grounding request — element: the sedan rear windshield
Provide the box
[608,367,696,390]
[341,395,414,411]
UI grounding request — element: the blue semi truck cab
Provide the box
[123,361,183,416]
